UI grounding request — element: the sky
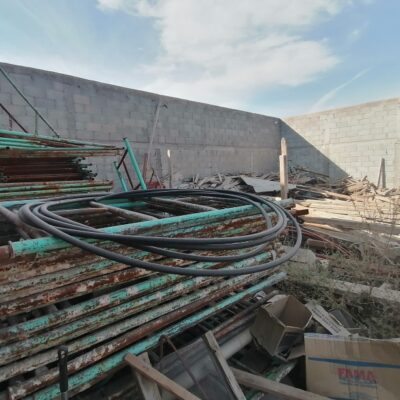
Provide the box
[0,0,399,117]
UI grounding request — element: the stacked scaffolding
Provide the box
[0,192,295,399]
[0,129,120,200]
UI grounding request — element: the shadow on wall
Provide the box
[280,121,348,182]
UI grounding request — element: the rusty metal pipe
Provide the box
[0,268,268,382]
[90,201,157,221]
[7,272,285,399]
[0,252,273,363]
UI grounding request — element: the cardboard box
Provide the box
[250,295,312,360]
[305,333,400,400]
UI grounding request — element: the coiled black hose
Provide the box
[19,189,302,276]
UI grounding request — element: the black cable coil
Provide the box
[19,189,302,277]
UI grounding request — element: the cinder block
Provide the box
[73,94,90,105]
[11,94,29,106]
[0,92,11,104]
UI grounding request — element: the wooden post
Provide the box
[377,158,386,189]
[125,353,200,400]
[132,353,162,400]
[203,331,246,400]
[279,138,289,199]
[231,367,329,400]
[167,149,173,188]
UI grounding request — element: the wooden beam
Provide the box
[281,137,288,157]
[231,368,329,400]
[279,154,288,200]
[280,138,289,200]
[125,353,200,400]
[167,149,173,188]
[377,157,386,189]
[132,353,162,400]
[203,331,246,400]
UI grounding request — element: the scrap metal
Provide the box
[0,191,294,399]
[0,129,120,200]
[0,118,298,399]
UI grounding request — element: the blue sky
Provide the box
[0,0,399,116]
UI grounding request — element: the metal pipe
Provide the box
[15,273,285,400]
[0,103,27,132]
[0,180,112,192]
[90,201,156,221]
[142,98,161,181]
[116,150,127,169]
[0,206,30,239]
[112,161,128,192]
[0,215,267,304]
[0,186,112,199]
[150,197,216,212]
[0,64,60,137]
[0,214,266,290]
[7,204,259,257]
[121,159,135,189]
[0,267,152,318]
[123,137,147,190]
[0,129,119,149]
[0,268,271,382]
[0,252,273,353]
[0,180,106,192]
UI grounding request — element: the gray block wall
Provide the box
[1,63,399,189]
[0,63,280,188]
[282,98,400,187]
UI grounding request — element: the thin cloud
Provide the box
[310,68,370,112]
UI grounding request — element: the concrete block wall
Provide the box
[0,63,280,187]
[282,98,400,187]
[1,63,399,188]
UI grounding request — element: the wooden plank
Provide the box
[125,353,200,400]
[132,353,162,400]
[377,157,386,189]
[301,215,400,235]
[204,331,246,400]
[279,154,288,200]
[231,367,329,400]
[281,137,288,157]
[167,149,173,188]
[280,138,289,199]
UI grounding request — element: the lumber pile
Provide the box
[294,176,400,252]
[178,169,400,256]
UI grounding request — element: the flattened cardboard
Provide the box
[306,302,351,336]
[251,295,312,361]
[305,333,400,400]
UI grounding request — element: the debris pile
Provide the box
[179,168,400,256]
